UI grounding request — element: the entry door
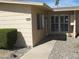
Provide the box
[51,15,69,32]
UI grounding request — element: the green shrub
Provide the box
[0,28,17,49]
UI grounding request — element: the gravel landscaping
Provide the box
[49,37,79,59]
[0,47,30,59]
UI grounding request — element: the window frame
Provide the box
[37,13,45,30]
[50,15,69,32]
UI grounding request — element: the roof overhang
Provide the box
[53,6,79,11]
[0,1,52,11]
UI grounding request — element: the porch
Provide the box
[45,10,79,38]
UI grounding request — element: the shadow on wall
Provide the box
[15,32,27,48]
[35,33,67,47]
[76,33,79,38]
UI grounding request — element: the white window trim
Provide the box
[37,14,45,30]
[50,15,69,33]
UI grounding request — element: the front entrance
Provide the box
[51,15,69,32]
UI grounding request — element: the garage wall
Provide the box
[0,3,33,47]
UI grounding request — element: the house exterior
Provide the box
[0,1,79,48]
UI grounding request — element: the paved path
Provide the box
[49,37,79,59]
[20,40,56,59]
[0,48,29,59]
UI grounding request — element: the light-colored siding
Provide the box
[32,7,46,46]
[0,3,33,47]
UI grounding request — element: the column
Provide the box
[73,10,76,38]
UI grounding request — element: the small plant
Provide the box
[0,28,17,49]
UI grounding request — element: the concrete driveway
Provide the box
[20,40,56,59]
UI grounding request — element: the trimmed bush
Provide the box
[0,29,17,49]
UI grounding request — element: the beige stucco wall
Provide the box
[0,3,33,47]
[32,7,48,46]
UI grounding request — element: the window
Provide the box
[60,16,68,32]
[37,14,44,30]
[51,16,59,31]
[51,15,69,32]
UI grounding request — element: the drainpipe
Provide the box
[73,10,76,38]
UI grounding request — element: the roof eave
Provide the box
[53,6,79,11]
[0,1,52,11]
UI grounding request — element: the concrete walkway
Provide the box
[20,40,56,59]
